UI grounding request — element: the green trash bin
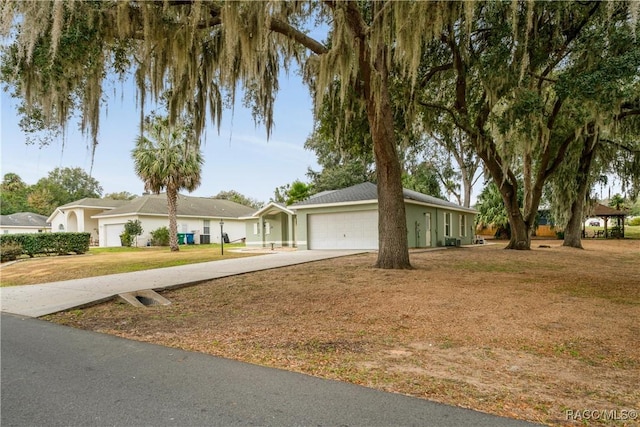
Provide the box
[177,233,186,245]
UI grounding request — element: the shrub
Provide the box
[120,231,132,247]
[628,217,640,226]
[0,232,90,257]
[1,241,23,262]
[124,220,144,247]
[150,226,170,246]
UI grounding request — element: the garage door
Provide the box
[104,224,125,247]
[308,211,378,250]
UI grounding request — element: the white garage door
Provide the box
[104,224,125,247]
[308,211,378,250]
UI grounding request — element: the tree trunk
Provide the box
[167,186,179,252]
[563,132,598,248]
[370,98,411,268]
[505,213,531,249]
[563,197,585,249]
[477,141,532,250]
[462,173,472,208]
[352,6,411,269]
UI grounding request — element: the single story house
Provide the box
[48,198,130,244]
[49,194,255,247]
[244,182,478,250]
[0,212,51,234]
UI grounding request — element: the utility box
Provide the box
[445,237,461,247]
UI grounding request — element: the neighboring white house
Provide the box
[0,212,51,234]
[48,194,256,247]
[244,182,478,250]
[48,198,130,244]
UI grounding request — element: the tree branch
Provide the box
[538,2,601,82]
[419,63,453,87]
[418,101,473,135]
[600,138,640,153]
[617,109,640,120]
[528,71,558,84]
[269,19,328,55]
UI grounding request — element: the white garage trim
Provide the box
[308,210,378,250]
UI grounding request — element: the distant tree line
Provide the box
[1,168,104,216]
[1,167,266,217]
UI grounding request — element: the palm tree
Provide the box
[132,114,204,251]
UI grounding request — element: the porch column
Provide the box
[287,212,294,247]
[259,215,266,248]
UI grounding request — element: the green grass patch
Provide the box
[624,225,640,239]
[0,244,257,287]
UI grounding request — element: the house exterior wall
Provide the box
[0,226,50,234]
[97,215,247,247]
[293,202,476,250]
[404,204,475,247]
[213,219,245,244]
[50,208,102,243]
[245,212,290,248]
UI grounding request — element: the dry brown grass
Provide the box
[0,245,252,286]
[44,239,640,426]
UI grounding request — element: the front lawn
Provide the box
[0,243,253,287]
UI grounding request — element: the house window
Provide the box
[459,215,467,237]
[444,212,452,237]
[264,222,271,235]
[203,220,210,235]
[253,223,260,235]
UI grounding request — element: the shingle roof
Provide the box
[0,212,50,228]
[57,198,130,209]
[92,193,255,219]
[290,182,477,213]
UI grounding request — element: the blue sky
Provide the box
[1,71,320,205]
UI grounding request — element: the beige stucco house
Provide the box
[48,194,255,247]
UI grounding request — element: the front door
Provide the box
[425,213,432,247]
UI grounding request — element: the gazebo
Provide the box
[592,203,627,238]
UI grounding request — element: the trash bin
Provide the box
[177,233,186,245]
[185,233,195,245]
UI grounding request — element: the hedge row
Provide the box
[0,232,91,261]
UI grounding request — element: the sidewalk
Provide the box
[0,250,365,317]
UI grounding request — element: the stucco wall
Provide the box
[245,212,292,248]
[97,215,247,247]
[0,227,49,235]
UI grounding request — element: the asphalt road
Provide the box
[1,313,539,426]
